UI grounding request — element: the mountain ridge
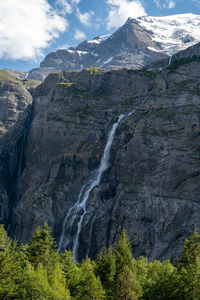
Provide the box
[27,13,200,81]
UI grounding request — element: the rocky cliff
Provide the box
[0,71,33,228]
[4,50,199,262]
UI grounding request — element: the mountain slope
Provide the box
[27,13,200,81]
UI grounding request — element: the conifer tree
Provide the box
[76,257,105,300]
[175,229,200,299]
[141,260,179,300]
[60,250,81,297]
[26,222,56,269]
[114,229,142,300]
[95,246,116,298]
[176,228,200,270]
[0,228,27,299]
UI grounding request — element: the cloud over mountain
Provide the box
[106,0,146,29]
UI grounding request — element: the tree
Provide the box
[26,222,56,269]
[114,229,142,299]
[141,260,180,300]
[95,247,116,299]
[60,250,81,298]
[76,257,105,300]
[176,229,200,270]
[175,229,200,299]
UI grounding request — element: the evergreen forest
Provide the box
[1,223,200,299]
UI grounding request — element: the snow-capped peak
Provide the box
[87,34,111,44]
[134,13,200,55]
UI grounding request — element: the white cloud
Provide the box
[74,29,86,40]
[153,0,176,9]
[168,0,175,8]
[71,0,81,4]
[56,0,82,15]
[76,7,94,26]
[106,0,146,30]
[0,0,68,60]
[153,0,162,8]
[56,0,73,14]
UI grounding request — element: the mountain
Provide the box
[27,13,200,81]
[0,41,198,262]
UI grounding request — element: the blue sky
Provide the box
[0,0,199,72]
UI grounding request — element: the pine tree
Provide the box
[0,234,27,299]
[26,222,56,269]
[48,262,71,299]
[176,228,200,270]
[60,250,81,297]
[141,259,179,300]
[76,257,105,300]
[95,246,116,299]
[114,229,142,300]
[175,229,200,299]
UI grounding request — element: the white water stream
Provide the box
[58,109,135,260]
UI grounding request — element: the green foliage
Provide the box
[0,70,20,83]
[95,247,116,298]
[87,67,101,73]
[176,228,200,270]
[26,222,56,269]
[141,260,179,300]
[126,69,157,78]
[1,223,200,299]
[57,82,77,87]
[76,257,105,299]
[114,229,142,299]
[175,229,200,299]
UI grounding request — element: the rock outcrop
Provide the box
[9,58,200,262]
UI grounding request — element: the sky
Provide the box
[0,0,200,72]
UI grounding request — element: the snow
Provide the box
[148,47,160,53]
[135,13,200,55]
[100,57,113,68]
[67,49,88,56]
[91,51,99,57]
[67,49,74,54]
[77,51,88,56]
[87,34,111,44]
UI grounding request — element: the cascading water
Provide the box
[168,55,172,65]
[58,109,135,260]
[7,106,33,233]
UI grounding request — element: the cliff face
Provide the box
[8,59,200,261]
[0,74,32,226]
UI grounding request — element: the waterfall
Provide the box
[58,109,135,260]
[7,106,32,232]
[168,55,172,65]
[86,213,97,257]
[16,109,32,182]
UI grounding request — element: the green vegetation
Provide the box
[0,70,20,83]
[167,55,200,72]
[57,82,77,87]
[22,79,40,90]
[87,67,101,73]
[1,223,200,299]
[126,69,157,78]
